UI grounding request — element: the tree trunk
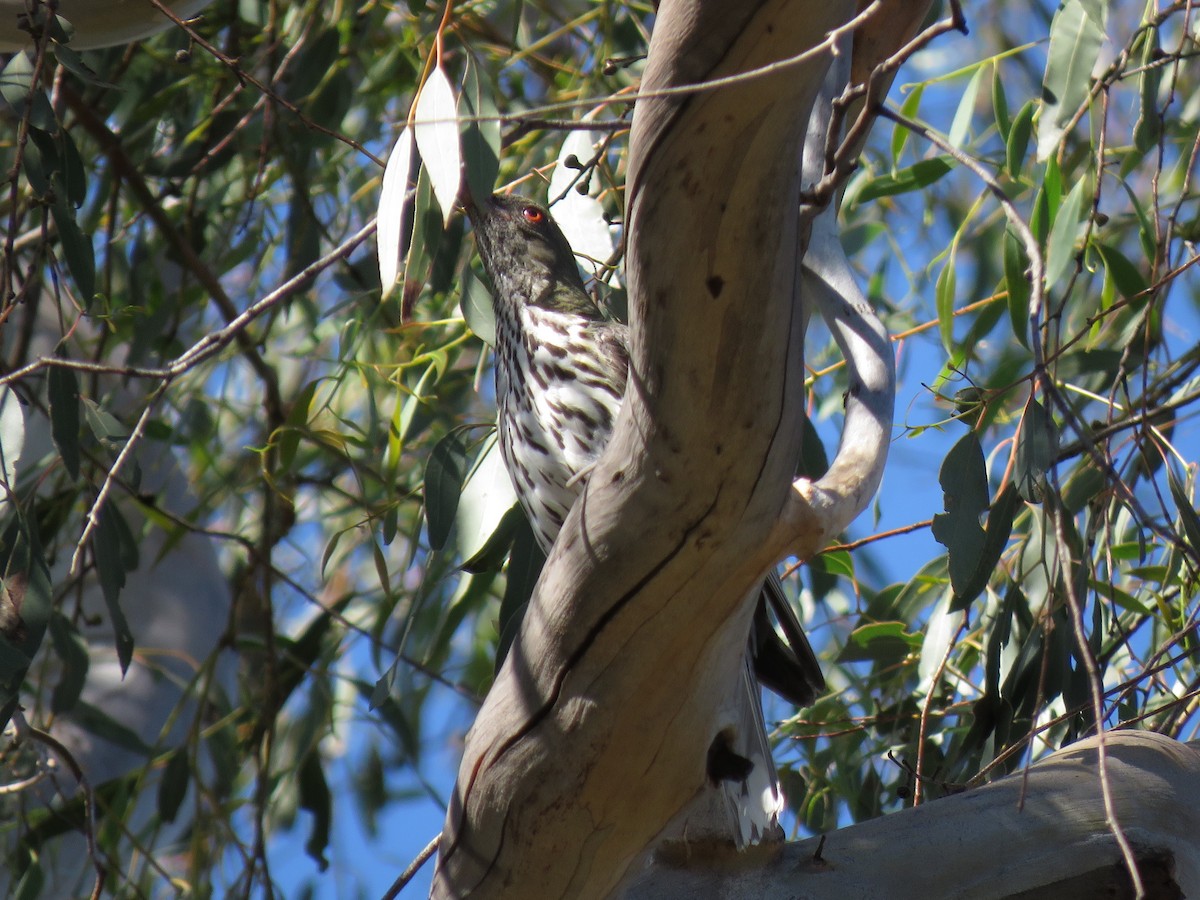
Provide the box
[431,2,919,896]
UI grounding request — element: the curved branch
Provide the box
[781,202,894,553]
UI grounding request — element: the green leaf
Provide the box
[1045,177,1086,288]
[838,621,921,663]
[12,859,44,900]
[1015,399,1056,503]
[81,397,127,444]
[1132,28,1162,153]
[400,168,443,316]
[891,84,923,164]
[157,749,191,823]
[1037,0,1106,161]
[1030,183,1051,246]
[456,433,519,564]
[279,379,319,471]
[951,484,1019,612]
[816,548,854,578]
[52,193,95,302]
[460,58,502,209]
[50,42,105,87]
[1113,179,1157,263]
[935,250,957,353]
[1042,155,1062,217]
[71,699,153,755]
[949,67,984,148]
[1088,579,1152,616]
[849,621,921,647]
[48,359,81,479]
[461,504,522,574]
[1093,241,1148,301]
[321,529,345,579]
[93,504,135,673]
[1004,229,1031,348]
[372,540,391,597]
[299,752,332,871]
[1167,469,1200,563]
[1006,100,1034,178]
[931,433,990,597]
[495,513,545,671]
[460,266,496,347]
[424,429,472,551]
[48,611,88,713]
[856,157,953,203]
[22,127,55,197]
[0,52,57,132]
[992,66,1010,140]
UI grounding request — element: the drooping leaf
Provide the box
[424,429,473,551]
[1037,0,1106,160]
[51,193,95,302]
[1006,100,1034,177]
[68,700,153,755]
[1044,177,1086,288]
[931,432,990,597]
[278,379,319,472]
[1092,241,1148,301]
[414,66,462,226]
[0,52,56,132]
[157,748,191,824]
[1015,399,1056,503]
[495,514,545,671]
[1167,469,1200,563]
[299,752,332,871]
[378,125,415,296]
[935,249,957,353]
[93,504,135,673]
[48,359,81,480]
[0,388,25,493]
[948,67,984,148]
[81,397,128,444]
[991,66,1010,140]
[952,483,1019,612]
[460,267,496,347]
[1004,229,1031,348]
[400,168,444,318]
[460,58,501,206]
[47,611,88,713]
[891,84,923,164]
[1132,27,1162,153]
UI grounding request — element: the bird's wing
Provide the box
[751,571,826,708]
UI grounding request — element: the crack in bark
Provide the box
[441,489,723,875]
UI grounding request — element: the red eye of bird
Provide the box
[521,206,544,224]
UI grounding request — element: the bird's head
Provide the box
[466,193,598,316]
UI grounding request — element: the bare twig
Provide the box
[382,833,440,900]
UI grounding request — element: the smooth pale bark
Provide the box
[627,732,1200,898]
[432,1,931,896]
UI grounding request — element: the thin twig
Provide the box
[382,833,440,900]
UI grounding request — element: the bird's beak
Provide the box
[461,189,490,222]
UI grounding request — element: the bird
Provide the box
[465,191,826,712]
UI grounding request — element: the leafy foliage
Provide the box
[0,1,1196,896]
